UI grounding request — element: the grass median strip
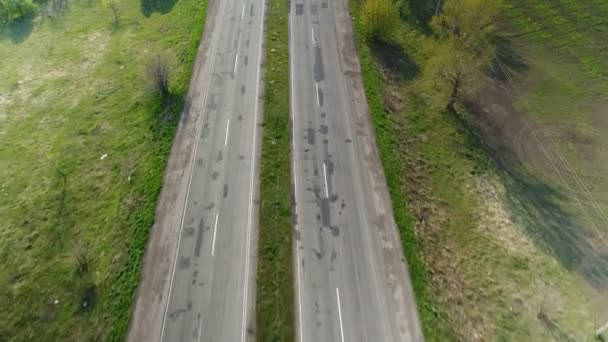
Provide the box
[254,0,294,339]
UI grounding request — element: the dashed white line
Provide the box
[234,53,239,75]
[241,3,246,20]
[224,118,231,147]
[196,315,203,342]
[211,212,219,256]
[311,27,316,46]
[315,82,320,107]
[323,161,329,198]
[158,0,227,337]
[336,288,345,342]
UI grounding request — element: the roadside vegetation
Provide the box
[0,0,206,340]
[254,0,295,339]
[352,0,608,340]
[0,0,36,24]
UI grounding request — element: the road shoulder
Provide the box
[332,0,424,339]
[126,0,220,340]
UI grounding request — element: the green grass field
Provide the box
[503,0,608,250]
[254,0,295,339]
[0,0,206,340]
[349,0,608,340]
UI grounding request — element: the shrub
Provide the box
[145,54,171,99]
[0,0,37,24]
[360,0,399,42]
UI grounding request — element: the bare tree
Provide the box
[73,241,89,276]
[146,55,171,99]
[108,1,122,29]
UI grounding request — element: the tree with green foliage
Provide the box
[421,37,484,112]
[431,0,499,53]
[0,0,36,24]
[361,0,399,42]
[421,0,499,111]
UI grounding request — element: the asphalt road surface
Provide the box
[289,0,424,341]
[132,0,265,339]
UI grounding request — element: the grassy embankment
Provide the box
[350,0,608,340]
[0,0,206,340]
[254,0,294,339]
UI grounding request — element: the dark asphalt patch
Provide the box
[317,87,324,106]
[194,218,204,257]
[320,198,331,226]
[307,127,315,145]
[314,46,324,81]
[319,124,328,135]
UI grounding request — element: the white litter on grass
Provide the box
[53,299,59,305]
[100,154,108,160]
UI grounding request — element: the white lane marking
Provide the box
[323,161,329,198]
[315,82,320,107]
[241,3,246,20]
[196,315,203,342]
[290,6,305,342]
[311,27,316,46]
[159,0,228,337]
[224,118,231,147]
[241,0,265,338]
[234,53,239,75]
[336,288,345,342]
[211,212,219,256]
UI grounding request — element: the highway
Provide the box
[289,0,424,340]
[129,0,265,339]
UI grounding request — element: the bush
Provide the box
[420,38,484,112]
[0,0,37,24]
[360,0,399,42]
[145,54,171,99]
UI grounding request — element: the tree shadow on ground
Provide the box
[140,0,178,17]
[399,0,435,34]
[369,40,420,82]
[464,96,608,291]
[0,16,35,44]
[489,33,529,81]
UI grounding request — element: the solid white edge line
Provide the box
[211,212,219,256]
[336,288,345,342]
[158,0,228,338]
[315,82,320,107]
[289,4,305,342]
[225,118,231,147]
[240,0,265,338]
[323,162,329,198]
[234,53,239,75]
